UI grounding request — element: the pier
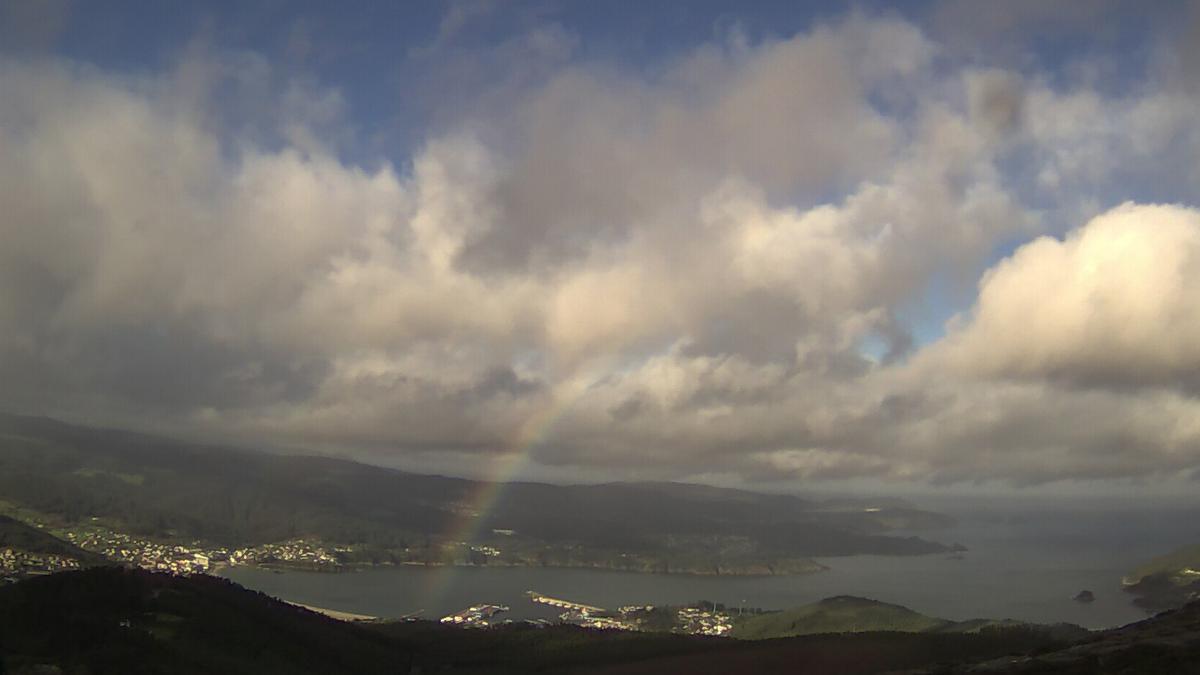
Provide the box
[526,591,605,614]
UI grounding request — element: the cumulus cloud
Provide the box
[933,203,1200,388]
[2,10,1200,486]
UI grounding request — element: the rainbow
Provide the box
[419,390,583,608]
[450,395,578,544]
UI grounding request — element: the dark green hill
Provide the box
[1128,544,1200,582]
[732,596,947,638]
[730,596,1089,641]
[1124,543,1200,612]
[0,567,413,675]
[0,515,105,565]
[909,600,1200,674]
[0,412,951,572]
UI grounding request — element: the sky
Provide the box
[2,0,1200,493]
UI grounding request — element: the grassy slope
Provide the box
[1125,543,1200,612]
[1129,543,1200,582]
[730,596,1089,642]
[732,596,949,639]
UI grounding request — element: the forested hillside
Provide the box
[0,413,951,574]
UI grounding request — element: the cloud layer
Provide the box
[3,10,1200,486]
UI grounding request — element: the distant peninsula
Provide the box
[1123,543,1200,612]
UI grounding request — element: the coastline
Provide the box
[290,601,379,622]
[220,557,832,578]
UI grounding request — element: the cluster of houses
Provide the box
[674,606,733,636]
[228,539,341,568]
[66,530,215,575]
[561,610,639,631]
[469,544,502,558]
[60,523,344,574]
[0,548,80,582]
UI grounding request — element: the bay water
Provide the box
[220,499,1200,630]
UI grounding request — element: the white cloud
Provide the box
[2,12,1200,487]
[933,203,1200,387]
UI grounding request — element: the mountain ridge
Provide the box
[0,411,953,576]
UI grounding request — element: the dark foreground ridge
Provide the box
[905,600,1200,674]
[3,568,1199,674]
[0,567,408,675]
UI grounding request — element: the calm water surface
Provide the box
[220,501,1200,630]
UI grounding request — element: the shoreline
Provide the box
[290,601,379,622]
[219,558,832,578]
